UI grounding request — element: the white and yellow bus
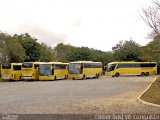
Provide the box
[21,62,42,80]
[1,63,22,81]
[39,62,68,80]
[105,61,157,77]
[68,61,102,80]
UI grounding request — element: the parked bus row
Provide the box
[0,61,157,81]
[0,61,103,81]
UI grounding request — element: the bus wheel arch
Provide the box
[141,72,145,76]
[115,72,120,77]
[145,72,150,76]
[95,74,99,78]
[64,75,68,79]
[83,74,86,79]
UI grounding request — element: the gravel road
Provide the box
[0,76,159,114]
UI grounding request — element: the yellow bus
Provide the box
[68,61,102,80]
[105,61,157,77]
[21,62,42,80]
[1,63,22,81]
[39,62,69,80]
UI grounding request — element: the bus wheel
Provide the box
[64,75,67,79]
[96,74,99,78]
[82,75,86,79]
[115,73,119,77]
[145,72,150,76]
[141,72,145,76]
[72,78,75,80]
[54,76,57,80]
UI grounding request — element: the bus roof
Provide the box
[70,61,102,64]
[11,63,22,65]
[108,61,157,65]
[22,62,44,64]
[39,62,68,65]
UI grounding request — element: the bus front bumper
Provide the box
[68,74,83,79]
[39,76,54,80]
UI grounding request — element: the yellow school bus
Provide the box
[1,63,22,81]
[105,61,157,77]
[39,62,68,80]
[21,62,42,80]
[68,61,102,80]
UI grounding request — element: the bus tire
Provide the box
[115,73,119,77]
[64,75,67,79]
[82,75,86,79]
[141,72,145,76]
[96,74,99,78]
[145,72,150,76]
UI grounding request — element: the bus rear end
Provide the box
[22,62,38,80]
[1,63,11,80]
[11,63,22,81]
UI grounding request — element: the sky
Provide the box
[0,0,153,51]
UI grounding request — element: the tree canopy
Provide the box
[112,40,141,61]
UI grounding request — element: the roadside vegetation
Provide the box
[0,1,160,68]
[140,76,160,105]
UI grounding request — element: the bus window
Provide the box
[13,65,21,70]
[2,63,11,69]
[22,63,33,68]
[69,63,81,74]
[107,64,116,72]
[39,64,51,76]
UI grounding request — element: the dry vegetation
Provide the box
[140,76,160,105]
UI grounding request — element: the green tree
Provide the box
[66,47,92,62]
[39,43,55,62]
[112,40,141,61]
[13,33,41,62]
[54,43,114,65]
[0,33,10,63]
[140,35,160,62]
[0,32,26,63]
[54,43,75,62]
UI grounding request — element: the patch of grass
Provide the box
[140,76,160,105]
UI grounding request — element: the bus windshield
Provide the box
[2,63,11,69]
[39,64,52,76]
[69,63,82,74]
[22,63,33,68]
[107,64,117,72]
[13,65,21,70]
